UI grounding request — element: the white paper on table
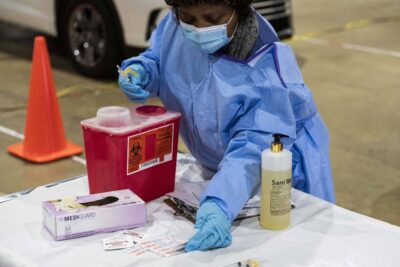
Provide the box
[167,182,262,219]
[167,181,295,219]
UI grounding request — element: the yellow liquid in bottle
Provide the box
[260,168,291,230]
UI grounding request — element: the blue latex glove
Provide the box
[185,199,232,252]
[118,63,150,103]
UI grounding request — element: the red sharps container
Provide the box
[81,105,181,202]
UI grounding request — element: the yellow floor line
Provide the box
[285,15,400,44]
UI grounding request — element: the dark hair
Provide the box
[170,0,252,22]
[165,0,254,7]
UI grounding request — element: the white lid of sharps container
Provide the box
[80,105,181,135]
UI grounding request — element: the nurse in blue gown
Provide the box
[118,0,335,252]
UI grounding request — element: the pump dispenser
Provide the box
[260,133,292,230]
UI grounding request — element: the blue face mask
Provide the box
[180,10,237,54]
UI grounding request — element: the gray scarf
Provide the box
[220,9,259,60]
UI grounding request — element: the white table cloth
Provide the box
[0,155,399,267]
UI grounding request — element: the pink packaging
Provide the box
[42,189,146,241]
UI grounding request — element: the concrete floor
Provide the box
[0,0,399,226]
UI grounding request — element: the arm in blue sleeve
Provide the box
[199,86,300,221]
[120,13,172,96]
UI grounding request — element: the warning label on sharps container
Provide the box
[127,124,174,175]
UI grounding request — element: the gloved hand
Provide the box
[185,199,232,252]
[118,63,150,103]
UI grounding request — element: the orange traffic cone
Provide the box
[8,36,82,163]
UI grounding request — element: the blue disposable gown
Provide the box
[122,12,335,221]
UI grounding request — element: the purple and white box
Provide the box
[42,189,146,241]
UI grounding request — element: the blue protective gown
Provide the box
[122,12,335,221]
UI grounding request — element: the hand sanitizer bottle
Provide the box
[260,133,292,230]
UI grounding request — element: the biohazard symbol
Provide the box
[130,142,142,156]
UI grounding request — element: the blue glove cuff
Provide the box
[201,198,232,222]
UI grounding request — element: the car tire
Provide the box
[61,0,122,78]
